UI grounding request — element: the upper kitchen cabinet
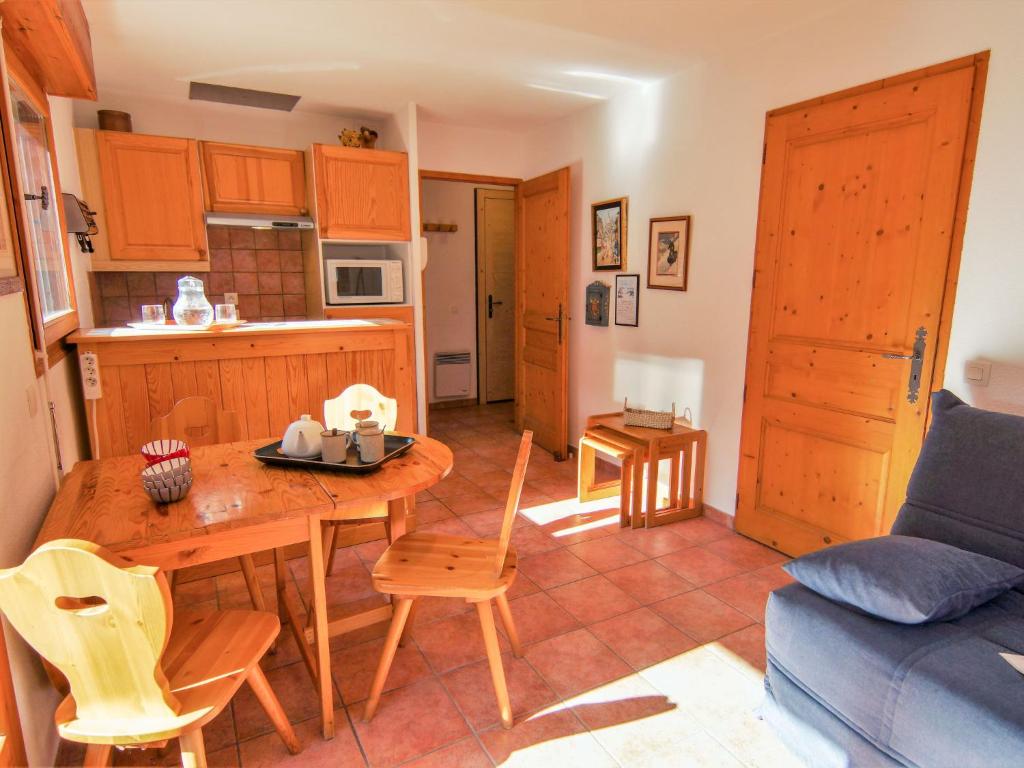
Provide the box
[200,141,306,215]
[312,145,410,241]
[78,129,208,269]
[0,0,96,99]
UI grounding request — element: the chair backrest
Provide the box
[0,540,178,727]
[324,384,398,431]
[493,431,533,577]
[151,396,242,447]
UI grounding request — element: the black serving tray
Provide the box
[253,434,415,474]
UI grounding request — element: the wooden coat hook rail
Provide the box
[421,222,458,233]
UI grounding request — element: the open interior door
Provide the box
[515,167,570,459]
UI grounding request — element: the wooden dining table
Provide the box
[34,434,453,739]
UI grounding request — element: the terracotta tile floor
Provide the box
[62,402,801,767]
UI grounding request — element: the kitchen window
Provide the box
[3,70,78,351]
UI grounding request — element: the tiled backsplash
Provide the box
[93,226,308,326]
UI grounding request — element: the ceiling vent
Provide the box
[189,82,301,112]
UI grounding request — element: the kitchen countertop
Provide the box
[68,318,409,344]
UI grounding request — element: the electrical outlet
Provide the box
[80,352,102,399]
[964,359,992,386]
[224,292,239,306]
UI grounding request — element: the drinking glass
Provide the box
[141,304,165,325]
[215,303,238,323]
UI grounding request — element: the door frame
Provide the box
[736,51,989,533]
[475,187,516,405]
[417,170,522,414]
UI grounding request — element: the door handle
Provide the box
[881,326,927,404]
[544,304,564,344]
[24,185,49,210]
[488,294,504,319]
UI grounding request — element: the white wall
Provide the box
[520,0,1024,516]
[0,293,62,767]
[418,118,525,178]
[73,89,385,149]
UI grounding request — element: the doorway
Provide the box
[420,175,517,409]
[736,53,988,556]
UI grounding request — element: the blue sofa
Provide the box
[761,390,1024,767]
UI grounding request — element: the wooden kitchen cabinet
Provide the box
[312,144,410,241]
[93,130,207,264]
[200,141,306,215]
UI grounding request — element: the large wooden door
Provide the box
[737,58,985,556]
[476,188,515,403]
[516,168,570,458]
[97,131,207,262]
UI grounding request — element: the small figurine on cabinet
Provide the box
[338,126,380,149]
[339,128,363,147]
[359,126,379,148]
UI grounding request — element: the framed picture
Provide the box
[592,196,628,271]
[615,273,640,327]
[647,215,691,291]
[585,281,610,326]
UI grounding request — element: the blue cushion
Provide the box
[891,390,1024,567]
[783,535,1024,623]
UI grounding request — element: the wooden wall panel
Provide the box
[78,325,415,458]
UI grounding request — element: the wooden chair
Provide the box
[0,540,301,767]
[323,383,398,432]
[151,397,268,615]
[317,384,399,577]
[364,430,533,729]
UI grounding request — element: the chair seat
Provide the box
[372,532,518,600]
[56,608,279,745]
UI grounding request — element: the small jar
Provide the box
[172,275,214,326]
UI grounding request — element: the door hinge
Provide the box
[735,492,740,509]
[762,143,767,165]
[751,271,757,291]
[742,383,747,401]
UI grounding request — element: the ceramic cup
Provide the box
[320,428,352,463]
[353,420,385,464]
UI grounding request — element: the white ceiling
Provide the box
[83,0,845,131]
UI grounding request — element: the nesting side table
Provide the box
[582,412,706,527]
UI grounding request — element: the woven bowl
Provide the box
[141,439,190,465]
[143,478,192,503]
[141,457,192,489]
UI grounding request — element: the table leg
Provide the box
[307,515,335,739]
[631,449,645,529]
[646,446,660,529]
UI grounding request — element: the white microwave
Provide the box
[324,258,404,304]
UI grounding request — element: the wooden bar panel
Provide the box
[73,323,416,457]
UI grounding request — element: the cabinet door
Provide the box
[97,131,207,261]
[313,145,410,241]
[201,141,306,215]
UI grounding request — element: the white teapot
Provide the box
[281,414,324,458]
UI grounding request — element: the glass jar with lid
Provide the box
[172,275,214,326]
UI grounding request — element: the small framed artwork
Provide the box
[585,281,610,326]
[615,273,640,327]
[592,196,628,271]
[647,215,691,291]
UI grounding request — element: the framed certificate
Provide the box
[615,273,639,327]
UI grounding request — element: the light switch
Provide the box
[964,360,992,386]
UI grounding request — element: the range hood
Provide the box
[204,212,314,230]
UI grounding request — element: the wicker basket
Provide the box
[623,399,675,430]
